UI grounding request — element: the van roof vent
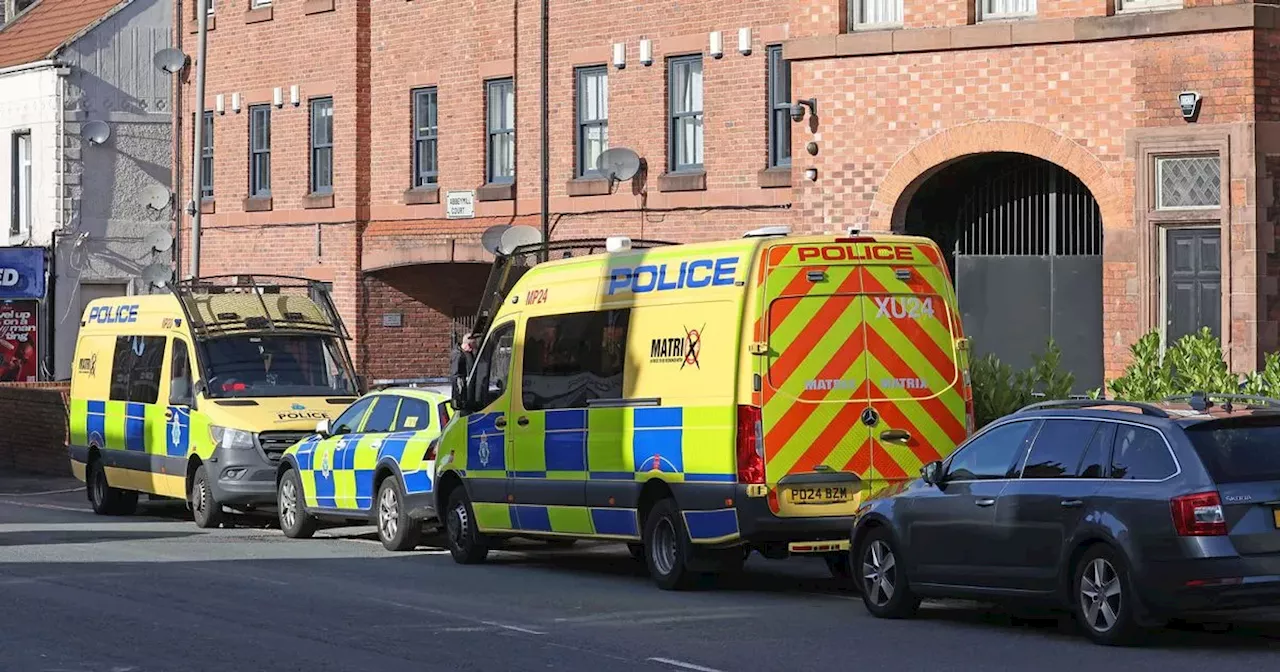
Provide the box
[743,226,790,238]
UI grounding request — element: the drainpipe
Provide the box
[189,0,209,279]
[539,0,549,261]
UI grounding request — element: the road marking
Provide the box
[366,596,546,636]
[0,487,84,497]
[0,500,95,514]
[647,657,725,672]
[480,620,547,635]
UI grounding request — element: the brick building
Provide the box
[174,0,1279,388]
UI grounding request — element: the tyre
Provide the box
[1073,545,1144,646]
[377,477,422,552]
[825,551,853,582]
[277,469,318,539]
[642,498,700,591]
[190,464,225,529]
[87,460,134,516]
[857,528,920,619]
[444,487,489,564]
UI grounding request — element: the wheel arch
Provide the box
[637,478,675,531]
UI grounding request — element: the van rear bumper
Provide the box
[734,486,853,544]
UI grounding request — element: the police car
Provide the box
[275,388,451,551]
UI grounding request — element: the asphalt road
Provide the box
[3,480,1280,672]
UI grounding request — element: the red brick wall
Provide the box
[360,263,490,379]
[0,383,71,477]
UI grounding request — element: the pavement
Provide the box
[2,474,1280,672]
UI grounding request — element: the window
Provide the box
[1110,425,1177,480]
[979,0,1036,20]
[486,79,515,184]
[200,112,214,199]
[470,322,515,410]
[1020,420,1099,479]
[851,0,903,28]
[362,396,401,434]
[766,46,791,169]
[11,131,31,237]
[251,0,271,7]
[668,55,703,173]
[1186,418,1280,484]
[393,397,432,432]
[1156,156,1220,210]
[331,397,373,436]
[109,336,167,404]
[945,420,1034,481]
[169,340,194,405]
[522,309,629,411]
[576,66,608,177]
[1118,0,1181,12]
[249,105,271,197]
[412,87,438,187]
[1078,422,1116,478]
[310,98,333,195]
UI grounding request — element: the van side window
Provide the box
[169,340,194,405]
[522,309,629,411]
[470,322,516,410]
[109,336,166,404]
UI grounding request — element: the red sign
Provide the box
[0,300,39,383]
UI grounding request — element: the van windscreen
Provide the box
[1185,417,1280,484]
[200,334,357,398]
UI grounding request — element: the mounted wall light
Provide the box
[273,86,283,108]
[290,84,300,107]
[709,31,723,59]
[231,92,242,113]
[215,94,225,114]
[613,42,626,69]
[737,27,751,56]
[790,98,818,123]
[639,39,652,66]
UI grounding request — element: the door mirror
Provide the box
[315,419,332,438]
[921,460,943,486]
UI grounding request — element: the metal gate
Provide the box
[951,155,1103,393]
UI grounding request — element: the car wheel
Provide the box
[858,528,920,619]
[444,487,489,564]
[643,498,701,591]
[377,477,422,552]
[190,465,225,529]
[1074,546,1143,646]
[277,469,317,539]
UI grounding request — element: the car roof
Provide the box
[1011,399,1280,429]
[371,387,449,404]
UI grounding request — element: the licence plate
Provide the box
[1273,509,1280,529]
[786,486,851,505]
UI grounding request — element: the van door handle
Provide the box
[1061,499,1084,508]
[975,498,996,507]
[493,417,508,429]
[880,429,911,444]
[516,416,529,427]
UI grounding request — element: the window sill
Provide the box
[849,22,902,32]
[477,182,514,202]
[245,6,273,23]
[303,193,334,209]
[757,166,792,189]
[403,186,440,205]
[658,171,706,193]
[243,196,273,212]
[566,177,611,197]
[303,0,335,15]
[187,15,216,34]
[199,198,216,215]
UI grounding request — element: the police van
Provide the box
[436,230,974,589]
[68,275,360,527]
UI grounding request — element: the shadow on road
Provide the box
[0,529,203,546]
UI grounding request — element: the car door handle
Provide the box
[975,498,996,507]
[1061,499,1084,508]
[493,417,508,429]
[516,416,530,427]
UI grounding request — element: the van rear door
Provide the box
[760,242,873,518]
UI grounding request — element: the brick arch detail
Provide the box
[868,120,1124,233]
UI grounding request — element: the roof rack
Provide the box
[172,275,349,339]
[1164,392,1280,412]
[1017,399,1171,418]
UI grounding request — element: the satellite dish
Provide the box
[82,120,111,145]
[499,225,543,254]
[141,263,173,287]
[153,48,189,74]
[597,147,641,182]
[480,224,511,255]
[145,229,174,253]
[142,184,172,211]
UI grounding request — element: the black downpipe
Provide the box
[44,247,55,381]
[539,0,549,262]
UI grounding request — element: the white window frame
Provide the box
[11,132,32,239]
[850,0,903,30]
[977,0,1037,21]
[1117,0,1182,13]
[250,0,271,8]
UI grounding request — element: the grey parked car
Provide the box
[849,394,1280,645]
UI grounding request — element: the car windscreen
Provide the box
[199,334,357,398]
[1183,416,1280,484]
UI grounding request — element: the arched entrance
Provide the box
[902,153,1103,392]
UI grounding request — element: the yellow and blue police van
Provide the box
[275,387,451,551]
[436,229,974,589]
[68,275,360,527]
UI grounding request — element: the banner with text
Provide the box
[0,300,39,383]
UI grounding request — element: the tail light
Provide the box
[962,370,975,437]
[736,405,765,484]
[424,438,439,461]
[1171,491,1227,536]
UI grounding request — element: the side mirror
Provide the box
[921,460,943,486]
[315,419,332,438]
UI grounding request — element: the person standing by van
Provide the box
[451,333,476,397]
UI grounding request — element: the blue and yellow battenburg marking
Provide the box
[293,430,434,513]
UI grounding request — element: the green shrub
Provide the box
[969,340,1072,429]
[1107,328,1240,402]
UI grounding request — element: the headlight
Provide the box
[209,425,256,451]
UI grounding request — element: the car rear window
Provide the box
[1185,418,1280,484]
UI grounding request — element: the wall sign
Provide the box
[446,191,476,219]
[0,248,45,300]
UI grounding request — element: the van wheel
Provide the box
[444,488,489,564]
[277,469,317,539]
[1074,546,1144,646]
[88,460,135,516]
[857,528,919,619]
[377,477,422,552]
[190,465,225,529]
[643,498,700,591]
